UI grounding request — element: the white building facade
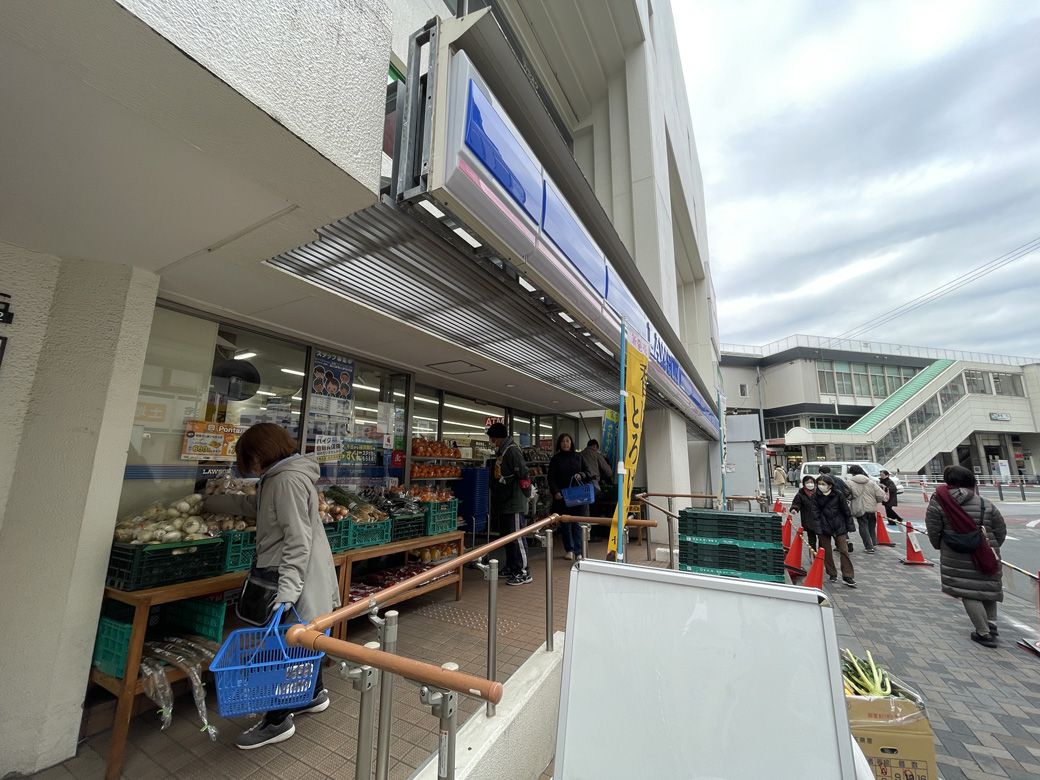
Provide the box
[0,1,717,773]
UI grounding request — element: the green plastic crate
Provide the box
[106,537,225,591]
[679,563,786,583]
[92,616,134,678]
[221,529,256,572]
[324,519,351,552]
[423,499,459,536]
[347,517,392,549]
[162,597,227,643]
[391,513,426,542]
[677,509,782,545]
[678,536,784,576]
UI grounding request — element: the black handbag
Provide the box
[942,498,985,553]
[236,566,280,626]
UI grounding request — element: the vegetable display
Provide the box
[113,478,257,545]
[841,649,915,700]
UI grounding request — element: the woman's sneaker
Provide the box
[563,551,575,561]
[506,570,533,586]
[295,689,330,715]
[842,577,858,588]
[971,631,998,648]
[235,716,295,750]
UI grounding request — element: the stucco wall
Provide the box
[116,0,391,194]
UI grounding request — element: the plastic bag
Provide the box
[138,658,173,730]
[145,639,219,740]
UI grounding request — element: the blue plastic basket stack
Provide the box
[454,467,489,533]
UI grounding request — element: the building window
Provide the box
[875,423,909,463]
[834,361,853,395]
[807,415,855,430]
[817,368,836,394]
[852,363,871,397]
[939,377,966,410]
[868,366,887,398]
[738,383,749,398]
[765,417,799,439]
[964,370,990,394]
[992,372,1024,397]
[907,394,941,438]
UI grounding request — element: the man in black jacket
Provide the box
[818,466,855,551]
[879,470,903,526]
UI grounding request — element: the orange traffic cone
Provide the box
[784,529,807,576]
[921,483,930,503]
[802,546,826,589]
[782,515,793,550]
[875,511,895,547]
[901,521,934,566]
[772,499,783,513]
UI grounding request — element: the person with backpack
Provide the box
[818,466,854,551]
[789,475,820,549]
[925,465,1006,648]
[813,474,857,588]
[846,464,887,554]
[487,422,533,586]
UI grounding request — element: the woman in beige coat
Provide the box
[206,423,340,749]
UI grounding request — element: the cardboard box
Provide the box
[847,683,938,780]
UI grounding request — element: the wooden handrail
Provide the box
[285,626,504,703]
[557,514,657,527]
[638,492,717,500]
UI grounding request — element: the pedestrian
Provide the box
[487,422,533,586]
[789,475,819,549]
[548,433,592,561]
[813,474,857,588]
[205,423,340,749]
[579,439,614,496]
[818,466,854,551]
[787,465,799,486]
[846,464,886,554]
[925,465,1006,648]
[878,470,903,525]
[772,464,787,497]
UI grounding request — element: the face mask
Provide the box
[804,482,815,491]
[819,484,832,495]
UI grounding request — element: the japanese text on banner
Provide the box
[608,340,649,558]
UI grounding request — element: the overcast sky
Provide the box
[674,0,1040,358]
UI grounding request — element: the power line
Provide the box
[837,236,1040,340]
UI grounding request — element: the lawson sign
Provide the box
[434,51,719,438]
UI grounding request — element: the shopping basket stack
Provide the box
[677,509,785,583]
[454,467,489,533]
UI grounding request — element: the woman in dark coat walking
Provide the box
[812,475,857,588]
[789,475,819,549]
[878,469,902,526]
[548,433,591,560]
[925,465,1006,648]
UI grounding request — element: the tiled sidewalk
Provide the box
[40,534,1040,779]
[824,542,1040,780]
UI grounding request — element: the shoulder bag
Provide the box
[942,498,985,554]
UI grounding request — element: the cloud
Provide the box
[675,0,1040,358]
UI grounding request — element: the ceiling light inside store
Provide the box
[356,405,379,413]
[418,199,446,219]
[257,391,276,396]
[453,227,481,248]
[504,383,516,388]
[234,352,257,360]
[292,396,302,401]
[558,312,574,324]
[443,401,499,416]
[442,420,491,431]
[354,383,380,392]
[540,423,554,430]
[582,331,591,337]
[518,276,537,293]
[281,368,306,376]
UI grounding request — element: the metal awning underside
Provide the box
[269,199,631,410]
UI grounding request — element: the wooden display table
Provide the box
[92,531,465,779]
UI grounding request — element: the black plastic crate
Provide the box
[678,536,784,576]
[106,538,224,591]
[391,513,426,542]
[677,509,782,545]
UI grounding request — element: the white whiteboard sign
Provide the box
[555,561,856,779]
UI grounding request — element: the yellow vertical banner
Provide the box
[607,341,650,559]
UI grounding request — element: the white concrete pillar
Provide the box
[644,408,691,545]
[0,246,157,774]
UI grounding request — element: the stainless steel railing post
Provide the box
[486,559,499,717]
[420,663,460,780]
[349,641,381,780]
[666,496,677,570]
[580,522,591,560]
[544,528,554,651]
[373,611,398,780]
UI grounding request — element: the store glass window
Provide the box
[410,384,441,440]
[992,372,1024,397]
[511,412,535,447]
[939,376,966,410]
[907,394,941,438]
[964,370,991,394]
[442,394,504,447]
[536,415,556,451]
[120,309,307,516]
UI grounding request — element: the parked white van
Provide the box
[799,462,903,494]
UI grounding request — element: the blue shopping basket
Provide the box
[561,476,595,507]
[211,605,324,718]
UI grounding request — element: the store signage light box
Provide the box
[435,52,719,438]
